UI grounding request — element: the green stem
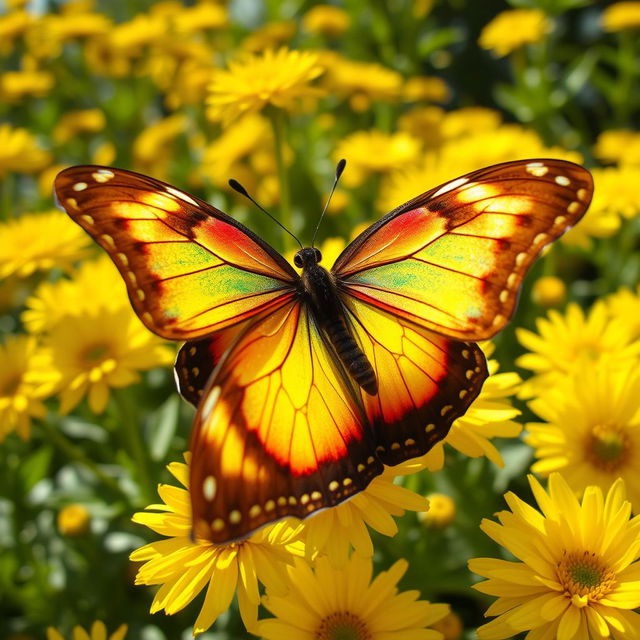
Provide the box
[39,418,126,499]
[1,173,13,221]
[268,107,294,252]
[114,389,155,505]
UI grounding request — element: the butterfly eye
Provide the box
[294,253,303,268]
[314,248,322,263]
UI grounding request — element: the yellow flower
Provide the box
[602,1,640,31]
[53,109,106,144]
[46,622,127,640]
[22,256,128,334]
[440,107,503,140]
[0,124,51,177]
[207,48,325,124]
[302,5,351,37]
[479,9,549,57]
[302,461,429,567]
[0,211,92,279]
[606,285,640,339]
[109,13,168,54]
[130,458,303,635]
[469,473,640,639]
[403,75,450,103]
[516,302,640,399]
[321,55,402,112]
[0,10,31,55]
[418,493,456,530]
[132,113,186,178]
[241,20,297,53]
[334,130,421,187]
[57,504,91,536]
[594,129,640,165]
[173,2,228,34]
[432,611,464,640]
[531,275,567,307]
[527,363,640,512]
[418,343,521,470]
[258,554,450,640]
[92,141,116,166]
[0,70,54,102]
[35,307,173,414]
[0,335,48,442]
[398,106,446,147]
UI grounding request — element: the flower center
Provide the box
[585,424,630,472]
[315,612,372,640]
[83,343,110,363]
[1,375,21,397]
[556,550,616,605]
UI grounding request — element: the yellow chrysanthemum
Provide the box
[22,256,127,334]
[172,2,228,34]
[0,335,48,441]
[419,493,456,530]
[130,458,303,635]
[0,69,55,102]
[0,211,92,279]
[606,285,640,339]
[418,343,522,470]
[53,109,106,144]
[403,75,450,103]
[35,307,173,414]
[302,5,351,37]
[527,363,640,512]
[469,473,640,639]
[133,113,186,178]
[57,504,91,536]
[398,106,446,147]
[432,610,464,640]
[594,129,640,166]
[531,275,567,308]
[602,1,640,31]
[334,130,421,187]
[0,10,31,55]
[207,48,325,124]
[478,9,550,57]
[259,554,449,640]
[302,461,429,567]
[0,124,51,177]
[46,622,127,640]
[516,302,640,399]
[241,20,297,53]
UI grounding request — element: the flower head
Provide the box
[479,9,549,57]
[53,109,106,144]
[46,622,127,640]
[35,307,173,414]
[57,504,91,536]
[0,334,48,441]
[0,69,54,103]
[602,2,640,31]
[258,554,450,640]
[606,285,640,339]
[594,129,640,165]
[527,363,640,512]
[531,275,567,308]
[0,211,92,279]
[516,302,640,399]
[469,473,640,638]
[302,5,351,37]
[207,48,324,124]
[131,458,303,635]
[0,124,51,177]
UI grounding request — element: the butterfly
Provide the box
[54,159,593,543]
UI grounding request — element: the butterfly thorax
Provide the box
[295,247,378,396]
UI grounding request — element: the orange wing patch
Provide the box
[334,159,593,341]
[189,300,382,543]
[55,166,297,340]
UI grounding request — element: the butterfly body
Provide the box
[54,158,593,543]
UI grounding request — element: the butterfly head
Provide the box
[294,247,322,269]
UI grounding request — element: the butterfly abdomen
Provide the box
[325,318,378,395]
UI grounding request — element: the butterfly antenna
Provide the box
[311,158,347,249]
[228,178,303,250]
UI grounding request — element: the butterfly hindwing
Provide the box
[54,166,298,340]
[334,159,593,341]
[189,298,382,543]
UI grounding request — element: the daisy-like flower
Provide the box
[403,76,450,103]
[130,458,303,635]
[418,343,522,471]
[53,109,106,144]
[0,124,51,177]
[302,5,351,37]
[527,363,640,512]
[133,113,186,178]
[0,334,48,441]
[47,622,127,640]
[469,473,640,638]
[241,20,297,53]
[22,256,127,334]
[334,130,421,187]
[302,460,429,567]
[258,554,450,640]
[606,285,640,339]
[0,211,93,279]
[0,69,54,103]
[593,129,640,165]
[531,275,567,308]
[35,307,173,414]
[207,48,325,124]
[602,1,640,31]
[516,302,640,399]
[478,9,550,57]
[0,10,31,56]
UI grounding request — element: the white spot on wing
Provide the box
[203,476,217,501]
[166,186,199,207]
[200,386,221,420]
[432,177,469,198]
[73,182,87,191]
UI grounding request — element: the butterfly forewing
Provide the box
[54,166,298,341]
[334,159,593,341]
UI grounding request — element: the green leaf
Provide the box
[19,446,54,493]
[146,395,181,462]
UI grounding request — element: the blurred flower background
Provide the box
[1,0,639,638]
